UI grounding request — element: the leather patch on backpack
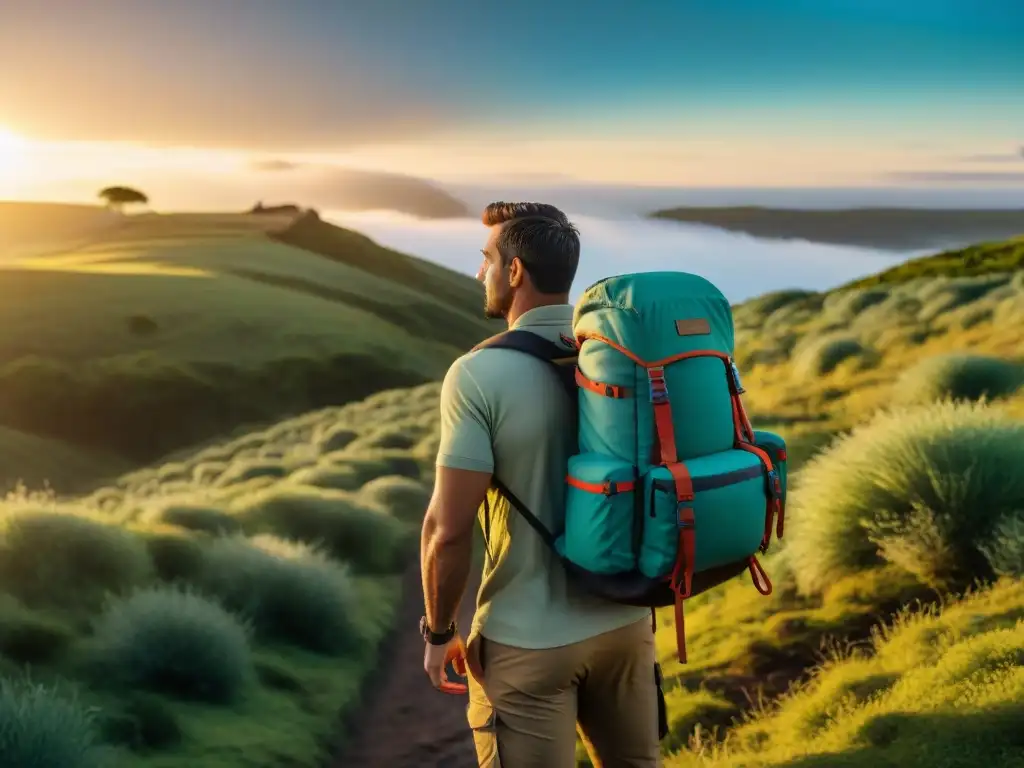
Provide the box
[675,318,710,336]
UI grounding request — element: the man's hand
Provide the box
[424,635,468,694]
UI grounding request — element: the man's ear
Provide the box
[509,257,525,289]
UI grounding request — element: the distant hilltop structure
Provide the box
[249,202,320,221]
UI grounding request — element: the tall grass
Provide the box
[784,400,1024,593]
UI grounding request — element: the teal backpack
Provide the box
[475,271,787,664]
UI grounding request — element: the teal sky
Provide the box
[2,0,1022,186]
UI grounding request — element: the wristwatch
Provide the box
[419,615,456,645]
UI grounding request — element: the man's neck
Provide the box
[505,294,570,329]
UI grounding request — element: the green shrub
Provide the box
[288,463,362,491]
[948,303,994,330]
[97,692,182,752]
[784,400,1024,593]
[346,423,423,453]
[213,459,288,487]
[141,530,206,584]
[191,461,226,484]
[0,596,75,665]
[359,475,431,524]
[979,515,1024,578]
[0,509,153,610]
[792,334,868,379]
[0,679,105,767]
[823,287,890,320]
[151,503,241,535]
[738,289,818,321]
[895,354,1024,405]
[327,449,423,480]
[315,425,359,453]
[90,585,252,704]
[198,535,367,654]
[232,487,408,573]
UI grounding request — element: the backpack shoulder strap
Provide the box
[472,330,578,400]
[470,329,578,561]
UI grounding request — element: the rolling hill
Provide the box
[0,203,497,492]
[648,206,1024,251]
[0,204,1020,768]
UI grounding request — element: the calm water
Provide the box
[325,209,914,304]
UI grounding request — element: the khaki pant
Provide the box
[466,618,661,767]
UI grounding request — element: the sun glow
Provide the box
[0,127,32,191]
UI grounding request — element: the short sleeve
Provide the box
[435,355,494,473]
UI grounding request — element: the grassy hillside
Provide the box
[644,240,1024,767]
[0,203,496,489]
[0,382,442,766]
[0,212,1021,767]
[648,206,1024,251]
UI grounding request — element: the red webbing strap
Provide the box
[748,555,773,595]
[668,465,696,597]
[647,365,695,663]
[648,367,679,464]
[674,596,687,664]
[575,367,631,399]
[736,441,782,552]
[565,475,636,495]
[732,389,756,444]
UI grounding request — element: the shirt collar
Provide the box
[509,304,574,331]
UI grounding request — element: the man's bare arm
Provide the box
[421,465,492,633]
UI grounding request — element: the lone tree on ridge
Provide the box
[98,186,149,213]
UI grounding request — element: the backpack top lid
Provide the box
[572,271,736,360]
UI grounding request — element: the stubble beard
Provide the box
[484,285,512,321]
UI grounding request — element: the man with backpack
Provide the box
[419,201,662,766]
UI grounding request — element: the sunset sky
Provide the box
[1,0,1023,205]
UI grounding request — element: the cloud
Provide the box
[249,165,471,219]
[884,170,1024,184]
[956,148,1024,163]
[0,5,465,150]
[250,159,306,172]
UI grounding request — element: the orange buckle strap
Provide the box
[566,475,636,496]
[648,368,680,465]
[575,367,631,399]
[668,469,696,666]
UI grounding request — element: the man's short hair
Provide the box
[482,202,580,294]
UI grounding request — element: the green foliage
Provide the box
[792,334,868,379]
[140,530,206,584]
[0,678,105,767]
[198,535,367,654]
[0,509,153,610]
[784,400,1024,593]
[232,486,410,573]
[151,503,241,535]
[0,353,432,464]
[98,185,148,206]
[287,463,363,490]
[666,578,1024,767]
[327,449,425,480]
[358,475,432,524]
[842,236,1024,290]
[895,354,1024,405]
[90,585,253,704]
[0,596,76,665]
[315,425,359,453]
[97,692,182,753]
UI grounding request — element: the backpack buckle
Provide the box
[729,359,746,395]
[766,469,779,499]
[648,367,668,404]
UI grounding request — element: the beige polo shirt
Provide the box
[435,304,650,650]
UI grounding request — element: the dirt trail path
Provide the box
[332,565,479,768]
